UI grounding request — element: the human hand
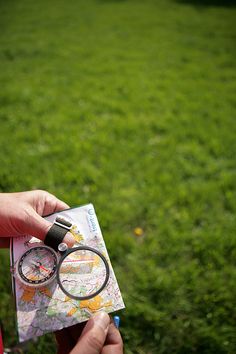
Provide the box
[55,312,123,354]
[0,190,74,248]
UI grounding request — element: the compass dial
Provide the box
[17,246,58,287]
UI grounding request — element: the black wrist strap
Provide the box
[44,217,72,251]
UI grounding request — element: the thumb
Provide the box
[70,312,110,354]
[26,210,75,248]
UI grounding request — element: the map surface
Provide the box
[10,204,125,342]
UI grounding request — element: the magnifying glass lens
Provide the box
[58,248,109,300]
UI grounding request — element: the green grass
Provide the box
[0,0,236,353]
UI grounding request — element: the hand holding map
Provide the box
[10,203,125,342]
[0,190,74,248]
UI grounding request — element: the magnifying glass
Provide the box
[57,245,110,300]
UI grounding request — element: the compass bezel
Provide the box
[16,245,58,288]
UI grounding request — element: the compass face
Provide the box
[17,246,58,287]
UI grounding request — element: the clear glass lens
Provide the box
[58,249,108,299]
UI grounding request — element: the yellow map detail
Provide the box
[60,254,99,274]
[60,265,80,273]
[21,288,36,303]
[70,226,84,244]
[64,295,71,302]
[40,287,52,298]
[79,295,112,312]
[20,286,52,303]
[93,255,100,267]
[28,275,40,281]
[66,295,113,316]
[67,307,78,317]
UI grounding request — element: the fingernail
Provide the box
[93,312,110,331]
[63,232,75,248]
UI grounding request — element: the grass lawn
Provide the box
[0,0,236,353]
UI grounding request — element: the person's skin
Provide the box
[0,190,74,248]
[56,312,123,354]
[0,190,124,353]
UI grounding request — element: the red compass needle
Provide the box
[30,261,50,272]
[39,265,50,272]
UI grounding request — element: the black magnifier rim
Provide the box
[56,246,110,300]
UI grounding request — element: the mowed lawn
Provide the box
[0,0,236,353]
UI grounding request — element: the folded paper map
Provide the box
[10,204,125,342]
